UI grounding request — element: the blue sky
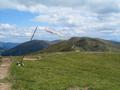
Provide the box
[0,9,38,26]
[0,0,120,42]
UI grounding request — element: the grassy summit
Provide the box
[10,52,120,90]
[41,37,120,53]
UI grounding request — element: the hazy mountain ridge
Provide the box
[0,42,19,50]
[0,42,19,55]
[1,37,120,56]
[2,40,50,56]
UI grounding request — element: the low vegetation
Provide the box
[41,37,120,53]
[9,52,120,90]
[0,56,2,64]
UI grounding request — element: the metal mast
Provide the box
[18,26,38,66]
[30,26,38,41]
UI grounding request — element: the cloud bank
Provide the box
[0,0,120,42]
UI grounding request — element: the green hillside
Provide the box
[2,40,50,56]
[10,52,120,90]
[40,37,120,53]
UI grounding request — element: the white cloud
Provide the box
[0,23,16,30]
[0,0,120,41]
[0,0,120,14]
[0,23,62,42]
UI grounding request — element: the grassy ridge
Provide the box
[0,56,2,64]
[10,52,120,90]
[40,37,120,53]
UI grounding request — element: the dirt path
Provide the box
[0,83,10,90]
[0,58,12,90]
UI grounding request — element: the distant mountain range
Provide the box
[2,40,51,56]
[0,42,19,54]
[0,42,19,50]
[1,37,120,56]
[0,47,4,55]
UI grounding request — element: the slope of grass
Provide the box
[40,37,120,53]
[10,52,120,90]
[0,56,2,64]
